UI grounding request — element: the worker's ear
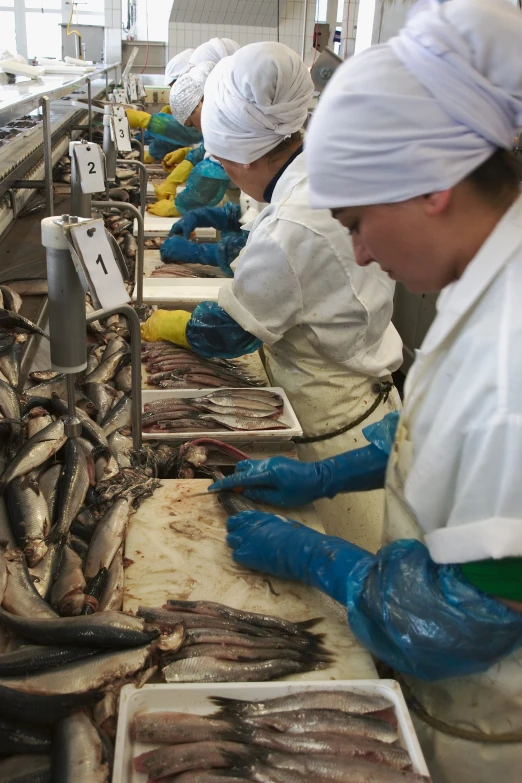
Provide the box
[421,190,452,216]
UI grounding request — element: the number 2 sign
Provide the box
[72,143,105,194]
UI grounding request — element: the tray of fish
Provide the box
[132,277,228,307]
[113,681,431,783]
[141,388,302,442]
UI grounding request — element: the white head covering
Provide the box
[165,49,194,85]
[306,0,522,209]
[169,61,215,126]
[188,38,240,68]
[201,42,314,164]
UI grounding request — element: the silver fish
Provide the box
[26,409,53,439]
[0,376,20,419]
[162,656,305,683]
[53,710,109,783]
[133,741,250,779]
[29,540,63,600]
[200,414,288,431]
[84,498,130,581]
[0,754,51,783]
[212,690,393,718]
[0,420,66,492]
[51,545,86,612]
[5,278,48,296]
[114,364,132,393]
[83,349,127,385]
[248,708,397,743]
[257,753,428,783]
[100,394,132,437]
[0,285,22,313]
[249,729,405,758]
[108,431,133,467]
[98,545,124,612]
[0,342,20,388]
[83,382,120,425]
[131,711,249,745]
[94,447,120,483]
[51,439,90,544]
[6,473,50,565]
[2,549,58,618]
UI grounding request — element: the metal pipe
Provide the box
[105,69,109,94]
[92,199,145,311]
[131,138,144,163]
[41,96,54,216]
[139,128,145,161]
[123,160,148,217]
[87,78,93,142]
[85,303,143,452]
[103,107,117,183]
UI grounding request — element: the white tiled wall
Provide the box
[104,0,122,65]
[168,0,316,58]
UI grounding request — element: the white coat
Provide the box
[219,152,403,550]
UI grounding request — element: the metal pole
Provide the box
[70,143,92,219]
[87,78,93,142]
[124,160,148,217]
[41,96,54,216]
[105,69,109,95]
[86,303,143,451]
[92,200,145,312]
[130,138,144,162]
[139,129,145,162]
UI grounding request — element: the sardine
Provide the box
[248,708,397,743]
[201,414,288,431]
[133,741,250,779]
[0,644,152,695]
[83,349,127,384]
[71,507,97,540]
[101,336,128,362]
[114,364,132,392]
[138,607,275,637]
[29,540,62,601]
[29,371,61,382]
[212,690,393,718]
[170,775,245,783]
[131,712,249,745]
[83,382,120,424]
[0,308,48,338]
[92,689,119,740]
[49,396,109,447]
[84,498,130,580]
[0,376,20,419]
[123,232,138,258]
[51,439,90,544]
[0,285,22,313]
[100,394,132,436]
[108,431,133,467]
[38,463,63,527]
[0,420,66,492]
[169,644,320,665]
[93,445,120,483]
[0,716,50,754]
[256,752,429,782]
[0,341,21,387]
[6,473,50,565]
[162,656,307,683]
[0,644,100,676]
[0,542,6,604]
[26,408,53,438]
[98,546,124,611]
[0,753,51,783]
[2,549,58,618]
[51,545,86,611]
[5,278,48,296]
[53,711,109,783]
[183,628,321,653]
[0,680,103,725]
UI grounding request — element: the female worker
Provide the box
[142,42,402,549]
[210,2,522,781]
[126,48,201,163]
[148,61,231,220]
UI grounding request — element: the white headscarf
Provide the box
[201,42,314,164]
[306,0,522,209]
[169,61,215,126]
[165,49,194,85]
[188,38,240,68]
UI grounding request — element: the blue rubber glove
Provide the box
[186,301,262,359]
[160,234,247,276]
[169,203,242,239]
[209,412,400,506]
[226,511,522,681]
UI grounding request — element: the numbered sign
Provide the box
[138,75,146,99]
[112,88,128,104]
[129,74,139,102]
[73,143,105,194]
[68,219,130,310]
[112,104,126,119]
[110,116,132,152]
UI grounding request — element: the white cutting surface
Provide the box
[135,214,179,236]
[123,480,377,681]
[134,278,229,308]
[143,249,229,280]
[141,350,269,390]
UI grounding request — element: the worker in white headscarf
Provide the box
[188,37,239,68]
[148,61,231,217]
[165,48,194,86]
[208,2,522,782]
[142,42,402,550]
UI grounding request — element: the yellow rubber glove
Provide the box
[147,198,181,218]
[162,147,190,173]
[126,109,151,129]
[154,159,194,199]
[144,150,157,164]
[160,105,172,114]
[141,309,191,347]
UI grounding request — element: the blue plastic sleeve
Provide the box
[174,160,230,215]
[147,113,202,146]
[186,143,206,166]
[186,301,263,358]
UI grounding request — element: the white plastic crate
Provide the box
[113,680,431,783]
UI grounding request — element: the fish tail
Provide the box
[296,617,323,630]
[210,696,251,716]
[222,745,267,770]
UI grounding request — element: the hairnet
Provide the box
[165,49,194,85]
[201,42,314,164]
[169,61,215,126]
[306,0,522,208]
[188,38,240,68]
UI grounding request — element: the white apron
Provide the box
[384,403,522,783]
[265,325,401,553]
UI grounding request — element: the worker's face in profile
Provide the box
[331,194,454,294]
[214,156,262,200]
[186,101,203,133]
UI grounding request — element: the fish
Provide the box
[0,420,67,492]
[5,278,48,296]
[83,382,120,424]
[50,439,90,544]
[71,507,97,539]
[0,308,48,338]
[0,679,103,725]
[164,601,321,637]
[25,408,53,438]
[98,546,124,612]
[203,395,282,411]
[53,710,109,783]
[162,656,309,683]
[0,716,51,754]
[0,341,21,387]
[0,754,51,783]
[0,644,100,676]
[38,463,63,526]
[247,709,398,743]
[29,540,63,601]
[133,741,251,779]
[131,712,249,745]
[137,607,277,638]
[168,645,323,665]
[50,396,109,448]
[25,376,91,409]
[108,431,133,467]
[200,414,288,431]
[114,364,132,392]
[0,376,21,419]
[83,349,127,385]
[29,371,61,382]
[6,473,50,565]
[93,445,120,483]
[251,752,429,783]
[100,394,132,436]
[51,545,86,613]
[84,497,130,581]
[196,403,279,418]
[162,774,245,783]
[212,691,393,718]
[123,232,138,258]
[0,285,22,312]
[0,607,159,648]
[92,689,119,740]
[182,628,323,653]
[2,549,58,619]
[0,644,153,696]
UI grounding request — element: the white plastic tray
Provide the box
[134,215,218,239]
[132,277,227,306]
[141,386,302,442]
[113,680,431,783]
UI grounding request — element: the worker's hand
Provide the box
[126,109,151,129]
[144,150,157,164]
[168,206,236,239]
[140,309,192,347]
[160,235,203,263]
[160,105,172,113]
[209,457,328,507]
[147,199,181,218]
[226,509,364,604]
[155,160,194,199]
[162,147,190,172]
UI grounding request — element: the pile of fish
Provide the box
[143,390,288,434]
[142,343,264,390]
[131,690,430,782]
[151,262,225,279]
[137,600,331,683]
